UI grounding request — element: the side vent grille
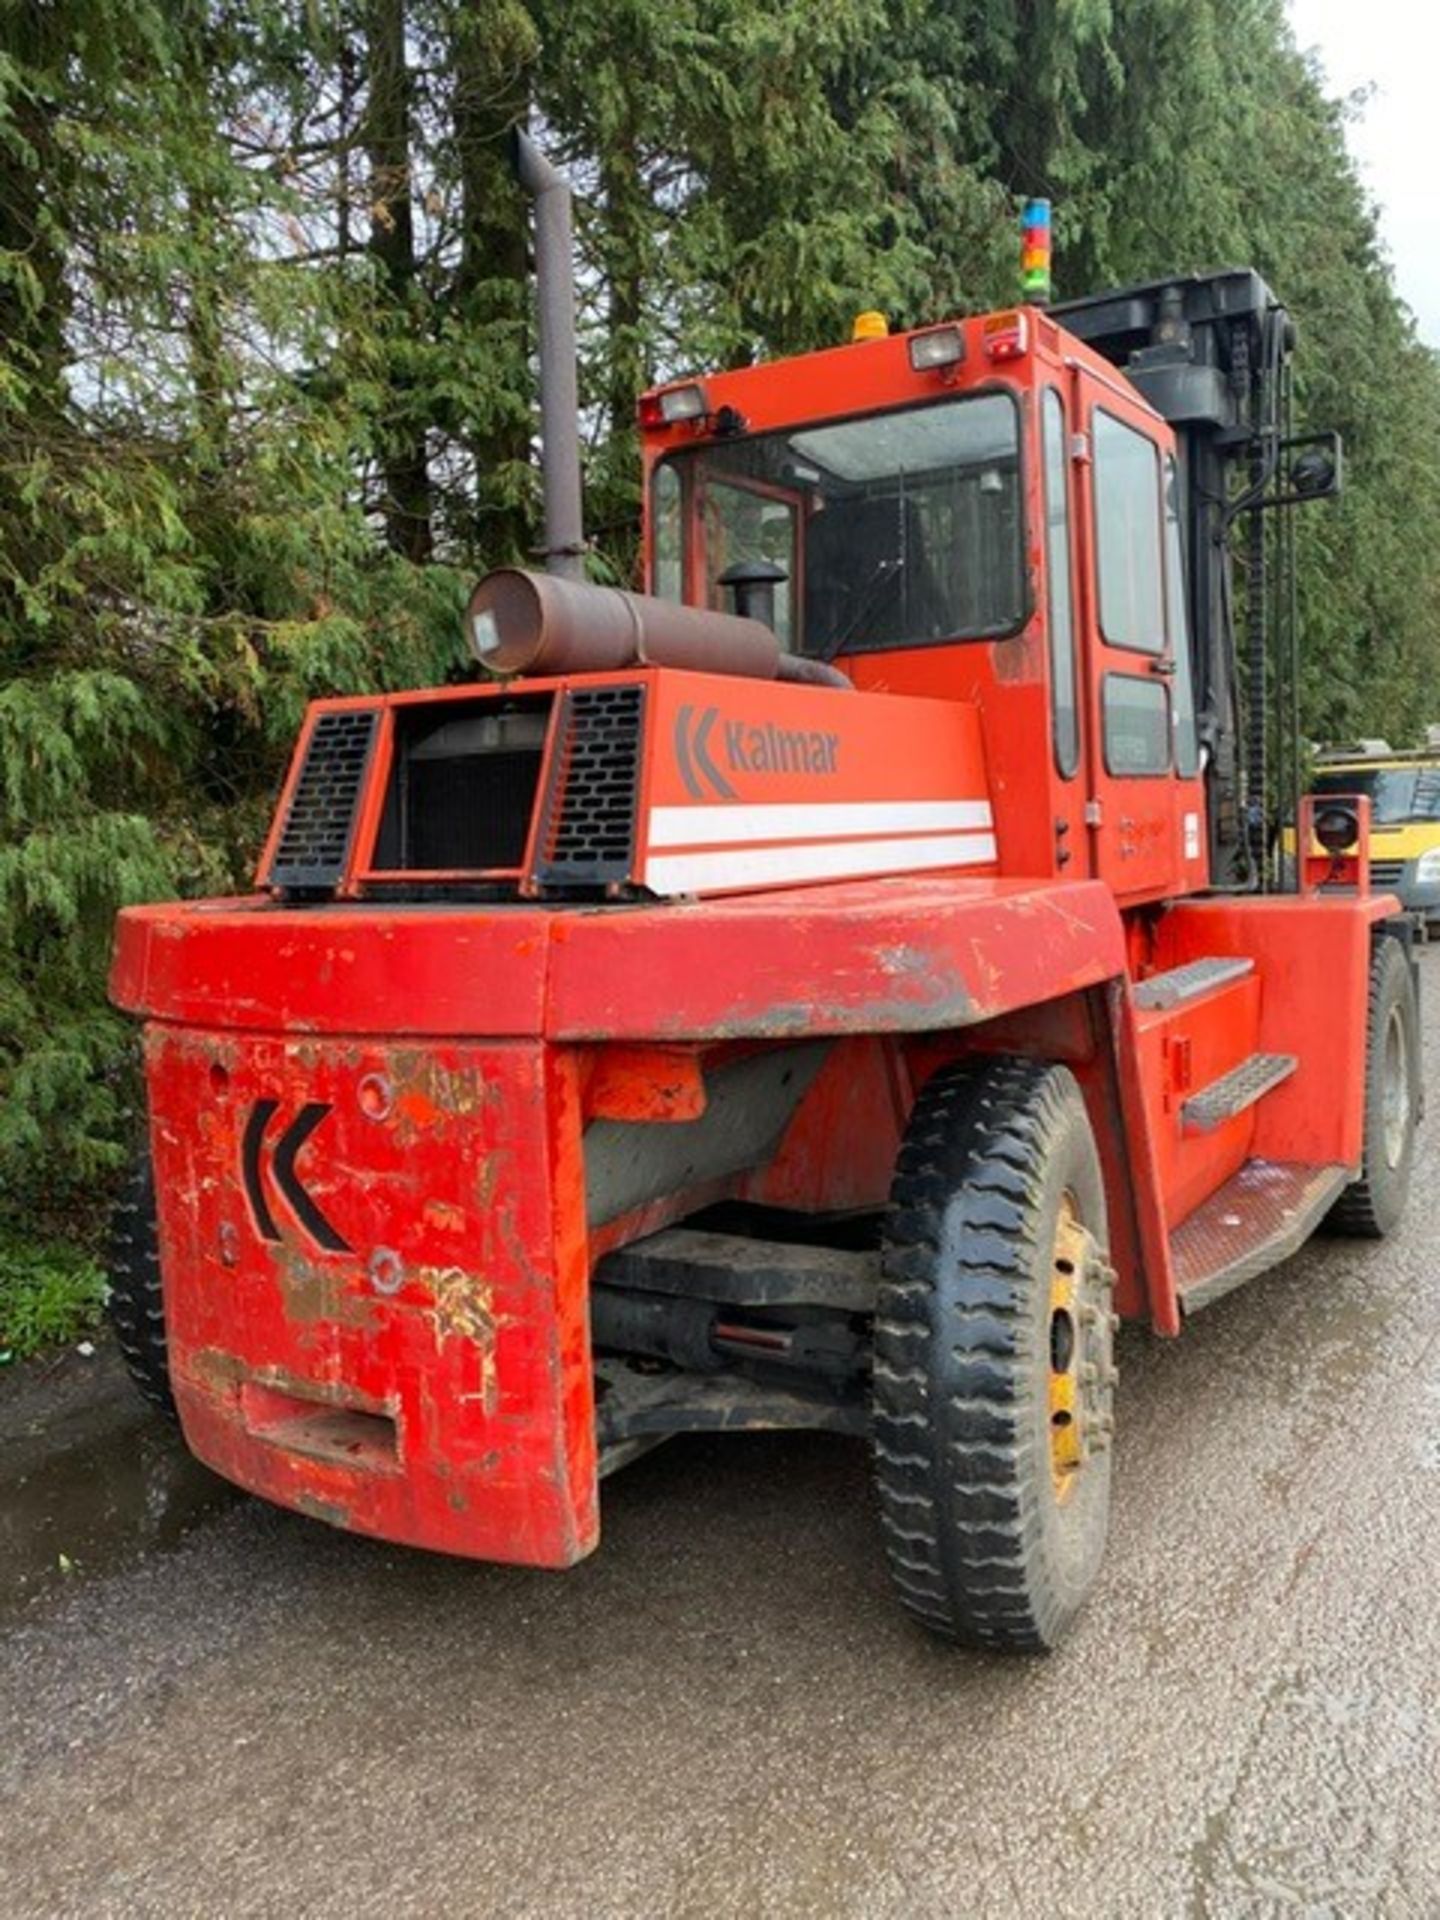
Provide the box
[269,709,379,893]
[536,684,644,889]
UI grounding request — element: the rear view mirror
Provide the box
[1290,446,1336,498]
[1246,431,1343,512]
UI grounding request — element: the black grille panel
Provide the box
[1370,859,1406,887]
[269,709,379,892]
[537,685,644,888]
[370,699,550,878]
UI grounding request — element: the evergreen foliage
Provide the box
[1,0,1437,1316]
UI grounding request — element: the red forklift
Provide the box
[108,150,1418,1651]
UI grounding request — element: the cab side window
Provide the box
[1102,675,1171,775]
[653,462,684,601]
[1094,411,1164,654]
[1095,409,1171,778]
[1043,390,1079,776]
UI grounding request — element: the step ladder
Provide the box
[1182,1052,1296,1135]
[1133,955,1254,1011]
[1137,954,1338,1312]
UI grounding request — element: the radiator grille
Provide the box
[1370,859,1406,888]
[537,685,644,888]
[269,709,379,892]
[370,699,550,877]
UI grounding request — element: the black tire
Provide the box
[1327,933,1420,1238]
[106,1147,177,1419]
[872,1058,1117,1653]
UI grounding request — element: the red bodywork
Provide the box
[112,302,1397,1569]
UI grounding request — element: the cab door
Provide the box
[1075,375,1186,901]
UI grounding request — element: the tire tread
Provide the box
[1328,934,1418,1237]
[871,1057,1108,1653]
[106,1149,177,1419]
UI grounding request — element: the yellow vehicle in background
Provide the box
[1311,742,1440,926]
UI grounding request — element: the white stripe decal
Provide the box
[644,832,998,895]
[648,799,993,848]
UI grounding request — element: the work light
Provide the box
[908,325,965,372]
[639,382,708,429]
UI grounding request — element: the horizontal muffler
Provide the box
[466,568,850,688]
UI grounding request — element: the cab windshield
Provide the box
[651,391,1024,656]
[1312,766,1440,825]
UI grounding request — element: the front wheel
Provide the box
[872,1058,1116,1653]
[1327,933,1420,1238]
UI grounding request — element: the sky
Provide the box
[1287,0,1440,345]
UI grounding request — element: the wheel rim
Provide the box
[1047,1195,1116,1504]
[1381,1002,1412,1171]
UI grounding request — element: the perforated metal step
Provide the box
[1172,1160,1351,1310]
[1182,1052,1296,1134]
[1133,955,1254,1011]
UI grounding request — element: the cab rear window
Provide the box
[653,391,1025,657]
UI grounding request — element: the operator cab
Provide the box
[639,306,1210,904]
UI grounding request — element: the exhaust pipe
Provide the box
[510,128,586,582]
[499,134,850,691]
[466,568,852,687]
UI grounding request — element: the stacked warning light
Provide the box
[1021,198,1052,307]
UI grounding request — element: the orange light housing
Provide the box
[982,311,1030,362]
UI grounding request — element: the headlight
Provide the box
[1415,848,1440,884]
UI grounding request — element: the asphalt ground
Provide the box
[3,957,1439,1918]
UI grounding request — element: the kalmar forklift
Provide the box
[108,157,1418,1651]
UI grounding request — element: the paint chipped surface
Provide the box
[143,1027,596,1569]
[272,1244,377,1327]
[424,1267,497,1350]
[292,1491,352,1529]
[543,875,1123,1041]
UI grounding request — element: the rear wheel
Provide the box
[872,1058,1116,1653]
[106,1146,176,1419]
[1327,934,1419,1237]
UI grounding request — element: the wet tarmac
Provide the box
[2,959,1439,1916]
[0,1354,234,1618]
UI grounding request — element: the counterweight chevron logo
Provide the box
[241,1098,351,1253]
[674,703,841,800]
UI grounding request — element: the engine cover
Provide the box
[257,669,996,902]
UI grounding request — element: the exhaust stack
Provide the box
[511,128,586,582]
